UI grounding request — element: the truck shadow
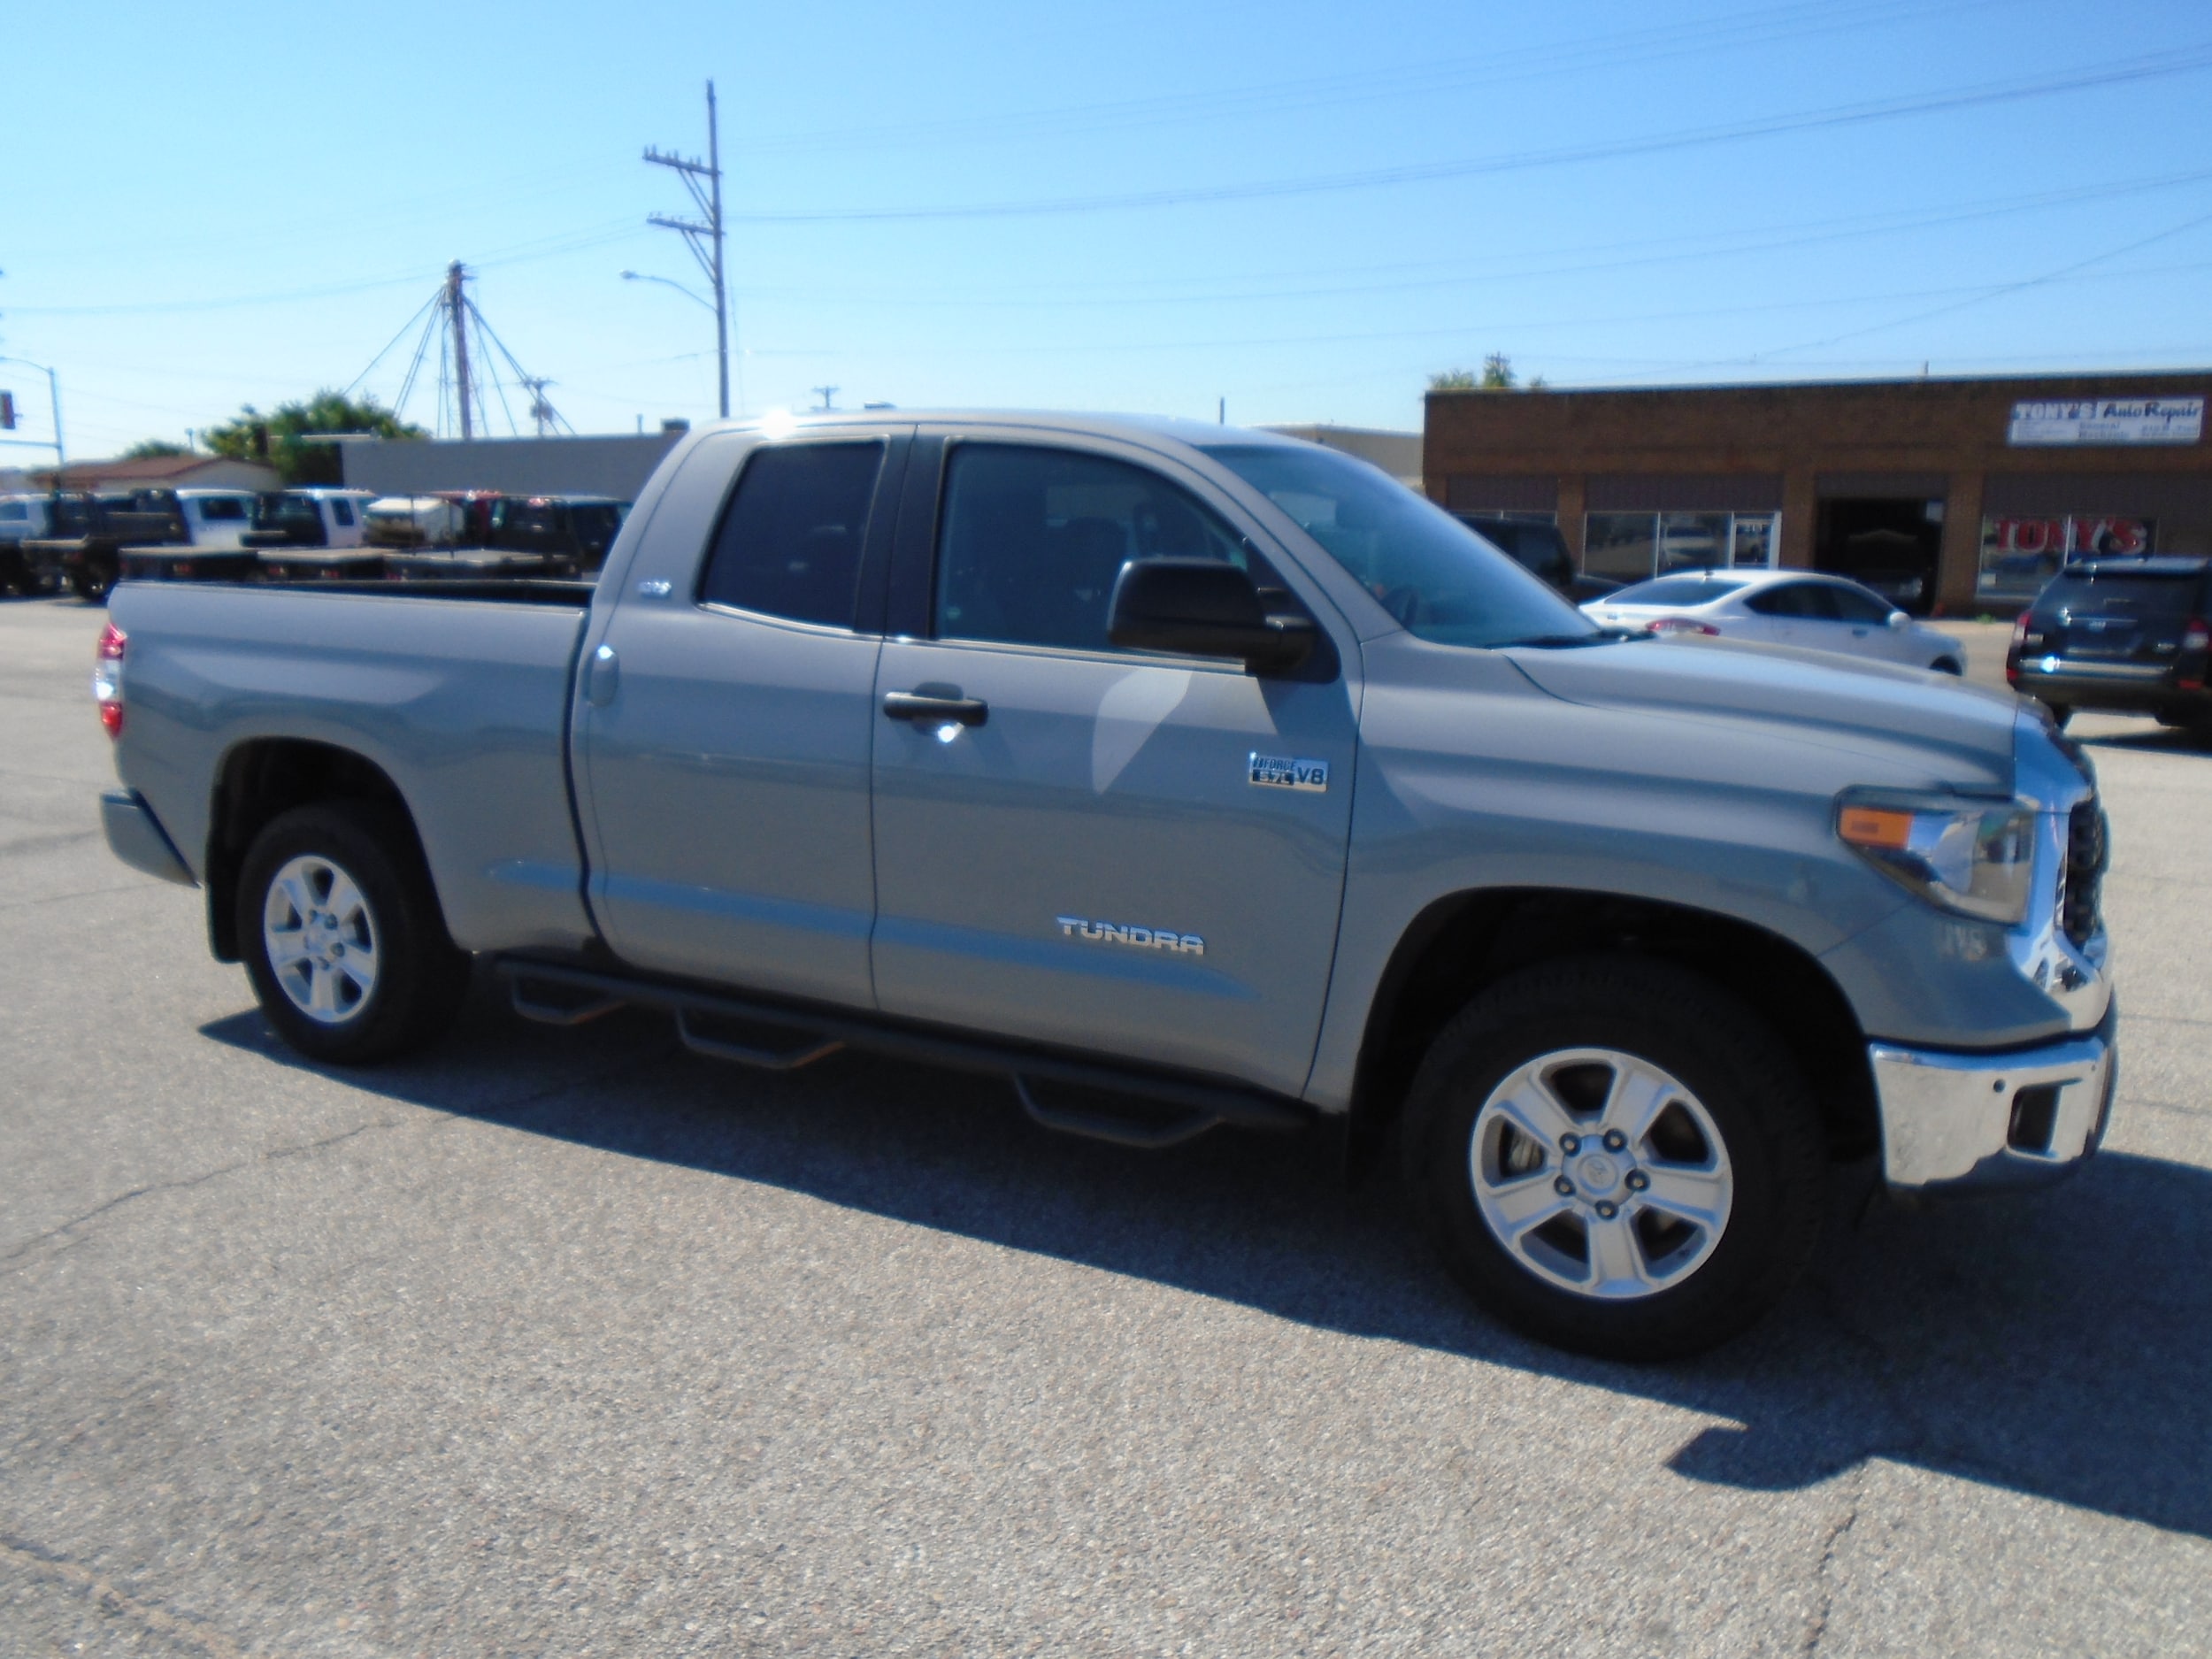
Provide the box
[204,988,2212,1541]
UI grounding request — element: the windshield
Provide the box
[1608,573,1755,606]
[1202,443,1594,647]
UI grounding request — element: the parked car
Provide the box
[0,493,58,595]
[2008,556,2212,741]
[96,412,2113,1362]
[1452,514,1620,603]
[242,488,377,550]
[22,490,190,603]
[363,495,469,549]
[485,495,629,574]
[1583,570,1966,673]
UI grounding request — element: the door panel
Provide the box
[867,434,1358,1096]
[577,433,903,1005]
[871,642,1356,1094]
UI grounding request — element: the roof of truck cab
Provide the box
[695,411,1315,452]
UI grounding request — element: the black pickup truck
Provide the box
[22,492,189,603]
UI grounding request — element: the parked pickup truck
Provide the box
[26,489,194,602]
[95,413,2116,1359]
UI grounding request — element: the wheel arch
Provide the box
[205,738,431,961]
[1346,887,1877,1179]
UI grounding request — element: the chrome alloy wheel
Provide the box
[261,854,380,1025]
[1469,1048,1734,1300]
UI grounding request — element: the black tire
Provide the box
[70,555,116,604]
[2039,701,2074,729]
[236,803,470,1065]
[1401,955,1826,1362]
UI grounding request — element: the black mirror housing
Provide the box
[1107,558,1315,672]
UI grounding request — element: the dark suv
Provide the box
[2008,556,2212,739]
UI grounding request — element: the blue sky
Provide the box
[4,0,2211,459]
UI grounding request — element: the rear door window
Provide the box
[700,442,886,628]
[1744,582,1823,618]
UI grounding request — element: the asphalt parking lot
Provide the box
[3,597,2207,1657]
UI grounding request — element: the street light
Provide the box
[619,269,712,312]
[619,271,744,416]
[0,354,65,467]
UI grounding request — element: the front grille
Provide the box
[2063,798,2108,949]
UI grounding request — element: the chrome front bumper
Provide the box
[1872,1019,2116,1192]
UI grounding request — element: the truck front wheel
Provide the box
[236,803,470,1065]
[1402,956,1825,1361]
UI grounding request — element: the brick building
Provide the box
[1424,370,2212,614]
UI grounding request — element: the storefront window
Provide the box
[1977,515,2155,604]
[1584,511,1779,581]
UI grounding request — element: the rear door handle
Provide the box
[883,685,988,727]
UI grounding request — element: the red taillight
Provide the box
[2011,610,2032,648]
[93,621,126,737]
[1648,616,1721,637]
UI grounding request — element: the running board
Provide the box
[495,956,1310,1148]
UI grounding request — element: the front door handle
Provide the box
[583,642,619,707]
[884,685,988,727]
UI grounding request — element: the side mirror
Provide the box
[1886,610,1909,629]
[1107,558,1315,672]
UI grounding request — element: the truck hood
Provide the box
[1505,635,2019,795]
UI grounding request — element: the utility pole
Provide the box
[644,81,731,419]
[446,261,475,441]
[812,386,839,411]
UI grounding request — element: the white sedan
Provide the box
[1582,570,1966,674]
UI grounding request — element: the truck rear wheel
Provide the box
[1401,956,1825,1361]
[70,555,117,604]
[237,803,470,1065]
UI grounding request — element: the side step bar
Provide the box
[495,956,1312,1149]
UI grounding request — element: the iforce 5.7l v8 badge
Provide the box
[1248,752,1328,792]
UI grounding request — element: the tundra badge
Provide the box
[1056,918,1204,956]
[1249,752,1328,792]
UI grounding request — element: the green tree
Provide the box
[1430,355,1540,393]
[204,390,424,486]
[120,438,188,460]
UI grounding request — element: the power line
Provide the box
[729,43,2212,223]
[741,0,1991,157]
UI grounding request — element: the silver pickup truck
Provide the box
[96,413,2116,1359]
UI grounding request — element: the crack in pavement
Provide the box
[1800,1469,1865,1656]
[0,1531,248,1658]
[0,1041,683,1271]
[0,1116,419,1268]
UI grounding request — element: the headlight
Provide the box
[1836,792,2038,925]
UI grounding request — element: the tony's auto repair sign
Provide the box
[2008,396,2203,446]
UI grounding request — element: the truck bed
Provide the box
[108,580,599,957]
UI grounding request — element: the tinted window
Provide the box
[701,442,884,627]
[1609,574,1749,606]
[331,499,355,526]
[196,496,248,521]
[2041,568,2205,619]
[935,444,1246,652]
[1205,442,1588,647]
[1744,582,1822,618]
[1825,582,1895,624]
[0,502,23,521]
